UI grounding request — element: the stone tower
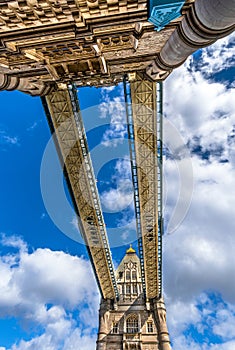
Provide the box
[96,246,171,350]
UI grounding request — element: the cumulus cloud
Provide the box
[99,85,127,147]
[163,32,235,349]
[100,158,133,213]
[0,235,99,350]
[167,295,235,350]
[194,32,235,80]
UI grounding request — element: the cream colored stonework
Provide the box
[1,0,234,95]
[96,248,171,350]
[0,0,194,94]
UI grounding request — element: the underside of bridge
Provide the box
[0,0,234,349]
[1,0,234,95]
[41,74,167,349]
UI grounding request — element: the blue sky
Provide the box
[0,32,235,349]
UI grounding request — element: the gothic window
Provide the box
[126,314,139,333]
[132,284,137,294]
[132,270,137,280]
[147,321,153,333]
[112,322,118,334]
[126,270,131,280]
[126,284,131,294]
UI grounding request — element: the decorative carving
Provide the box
[35,42,96,61]
[145,57,171,81]
[0,0,233,91]
[97,34,134,52]
[0,71,51,95]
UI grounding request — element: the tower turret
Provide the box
[96,246,171,350]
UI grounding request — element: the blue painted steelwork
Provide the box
[148,0,185,31]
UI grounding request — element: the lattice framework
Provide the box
[125,73,162,300]
[42,84,118,300]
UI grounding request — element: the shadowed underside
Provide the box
[0,0,234,95]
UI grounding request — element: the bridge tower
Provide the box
[0,0,234,349]
[97,246,170,350]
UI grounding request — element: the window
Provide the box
[147,321,153,333]
[126,270,131,280]
[132,270,137,280]
[132,284,138,294]
[126,315,139,333]
[126,284,131,294]
[112,322,118,334]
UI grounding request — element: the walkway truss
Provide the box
[42,75,163,302]
[42,85,118,301]
[124,74,163,300]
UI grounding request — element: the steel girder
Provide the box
[124,74,163,300]
[42,85,118,300]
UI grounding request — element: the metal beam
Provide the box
[41,84,118,300]
[124,73,163,300]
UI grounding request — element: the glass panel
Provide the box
[126,284,131,294]
[112,322,118,334]
[132,284,137,294]
[126,315,139,333]
[132,270,137,280]
[126,270,131,280]
[147,321,153,333]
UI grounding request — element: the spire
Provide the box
[126,244,136,254]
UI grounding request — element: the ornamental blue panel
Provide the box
[148,0,185,31]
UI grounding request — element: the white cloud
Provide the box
[164,65,235,150]
[166,294,235,349]
[0,234,27,253]
[99,86,127,147]
[195,32,235,78]
[100,158,133,213]
[163,33,235,349]
[0,235,99,350]
[0,130,19,146]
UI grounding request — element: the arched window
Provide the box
[126,270,131,280]
[132,270,137,280]
[126,284,131,294]
[126,314,139,333]
[132,284,137,294]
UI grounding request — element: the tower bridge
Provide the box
[0,0,234,349]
